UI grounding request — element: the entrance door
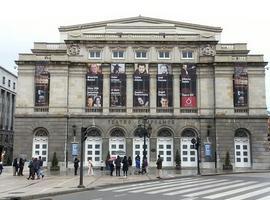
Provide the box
[157,137,173,167]
[109,137,126,158]
[32,136,48,166]
[85,137,102,167]
[234,137,251,167]
[133,137,149,166]
[181,137,197,167]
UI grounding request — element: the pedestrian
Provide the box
[12,157,19,176]
[33,157,40,179]
[0,161,3,175]
[18,158,25,176]
[114,155,121,176]
[27,157,35,180]
[88,159,94,176]
[156,155,163,179]
[128,156,132,175]
[38,156,44,178]
[122,156,128,177]
[74,157,79,176]
[109,160,114,176]
[135,154,140,175]
[142,157,148,174]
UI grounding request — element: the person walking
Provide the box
[18,158,25,176]
[114,155,121,176]
[142,157,148,174]
[122,156,128,177]
[33,157,40,179]
[38,156,44,178]
[12,157,18,176]
[74,157,79,176]
[87,159,94,176]
[156,155,163,179]
[27,157,34,180]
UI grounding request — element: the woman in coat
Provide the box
[122,156,129,177]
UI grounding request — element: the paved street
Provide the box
[44,173,270,200]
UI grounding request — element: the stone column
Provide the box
[102,64,110,114]
[149,74,157,114]
[126,74,133,113]
[173,69,180,114]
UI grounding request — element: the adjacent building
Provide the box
[0,66,17,165]
[14,16,268,170]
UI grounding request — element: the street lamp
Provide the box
[191,136,201,175]
[137,116,152,164]
[78,127,87,188]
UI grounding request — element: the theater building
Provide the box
[14,16,268,169]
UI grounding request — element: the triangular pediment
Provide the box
[59,16,222,40]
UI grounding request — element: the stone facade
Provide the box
[14,16,268,170]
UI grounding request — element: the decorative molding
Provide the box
[67,44,80,56]
[200,44,216,56]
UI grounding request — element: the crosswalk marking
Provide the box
[147,180,227,195]
[205,182,270,199]
[98,178,193,191]
[256,195,270,200]
[115,178,202,192]
[163,180,234,196]
[225,186,270,200]
[183,180,251,197]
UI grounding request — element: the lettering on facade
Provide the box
[108,119,175,125]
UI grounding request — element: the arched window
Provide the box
[86,128,101,137]
[181,129,196,137]
[110,128,125,137]
[157,128,173,137]
[34,128,49,137]
[235,128,249,138]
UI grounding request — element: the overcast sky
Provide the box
[0,0,269,111]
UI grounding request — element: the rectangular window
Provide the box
[8,80,11,87]
[182,51,194,59]
[158,51,170,59]
[2,77,5,84]
[13,82,16,89]
[89,50,101,59]
[135,51,147,59]
[112,50,124,59]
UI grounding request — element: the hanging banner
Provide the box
[180,63,197,108]
[233,63,248,107]
[110,63,126,107]
[157,64,173,108]
[35,63,50,106]
[71,143,79,156]
[86,63,103,109]
[133,63,150,107]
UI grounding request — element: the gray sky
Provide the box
[0,0,269,111]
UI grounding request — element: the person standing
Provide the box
[114,156,121,176]
[12,157,18,176]
[156,155,163,179]
[109,160,114,176]
[122,156,128,177]
[18,158,25,176]
[142,157,148,174]
[74,158,79,176]
[128,156,132,175]
[135,154,140,174]
[88,159,94,176]
[27,157,35,180]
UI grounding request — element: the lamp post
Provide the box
[137,116,152,164]
[78,127,87,188]
[191,136,201,175]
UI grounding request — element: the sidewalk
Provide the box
[0,167,268,200]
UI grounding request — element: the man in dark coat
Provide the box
[12,158,18,176]
[74,158,79,175]
[156,155,163,179]
[114,156,121,176]
[18,158,25,176]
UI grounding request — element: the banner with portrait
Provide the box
[86,63,103,108]
[35,63,50,106]
[233,63,248,107]
[110,63,126,107]
[133,63,150,107]
[157,64,173,108]
[180,63,197,108]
